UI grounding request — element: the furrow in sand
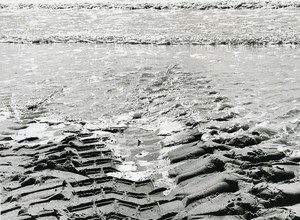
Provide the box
[1,68,300,219]
[0,131,182,219]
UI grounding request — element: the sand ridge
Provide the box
[1,68,300,219]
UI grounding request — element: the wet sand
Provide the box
[1,66,300,219]
[1,1,300,219]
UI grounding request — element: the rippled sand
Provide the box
[1,1,300,219]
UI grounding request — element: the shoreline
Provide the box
[1,35,300,46]
[1,7,299,46]
[1,3,300,218]
[1,0,300,10]
[1,68,300,219]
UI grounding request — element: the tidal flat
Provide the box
[1,1,300,219]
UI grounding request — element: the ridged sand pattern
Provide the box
[1,67,300,219]
[1,1,300,219]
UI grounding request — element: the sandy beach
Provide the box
[1,1,300,219]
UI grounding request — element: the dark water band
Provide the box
[1,34,299,46]
[1,1,300,10]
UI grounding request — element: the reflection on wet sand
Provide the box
[1,2,300,219]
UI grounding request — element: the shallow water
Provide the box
[0,44,299,148]
[1,9,300,44]
[1,5,300,218]
[0,5,300,185]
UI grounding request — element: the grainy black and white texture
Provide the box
[1,1,300,219]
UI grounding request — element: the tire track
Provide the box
[1,127,182,219]
[1,54,300,219]
[2,108,300,219]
